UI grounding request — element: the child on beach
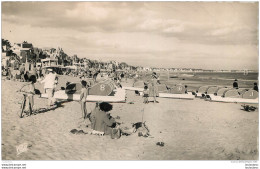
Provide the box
[18,75,37,117]
[80,80,89,119]
[143,86,149,104]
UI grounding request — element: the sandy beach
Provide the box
[1,76,258,160]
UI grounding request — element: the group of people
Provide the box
[18,68,58,117]
[16,67,118,138]
[78,79,119,137]
[233,79,258,92]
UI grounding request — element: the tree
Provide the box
[2,39,11,52]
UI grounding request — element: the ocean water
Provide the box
[151,71,259,90]
[192,72,258,81]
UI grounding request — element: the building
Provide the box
[41,58,58,67]
[11,41,33,58]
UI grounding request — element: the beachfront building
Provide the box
[41,58,58,67]
[11,41,33,59]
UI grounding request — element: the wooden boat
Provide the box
[209,89,258,104]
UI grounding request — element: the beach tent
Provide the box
[156,84,168,93]
[168,84,186,94]
[216,87,232,96]
[165,81,176,88]
[197,86,209,93]
[206,86,219,94]
[196,86,215,97]
[242,90,258,99]
[66,80,115,96]
[89,80,115,96]
[237,88,249,95]
[223,89,240,98]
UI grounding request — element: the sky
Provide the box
[1,2,259,70]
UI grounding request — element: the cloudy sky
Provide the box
[2,2,258,70]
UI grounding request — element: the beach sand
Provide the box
[1,76,258,160]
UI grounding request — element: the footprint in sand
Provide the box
[11,126,16,131]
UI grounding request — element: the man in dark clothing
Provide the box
[233,79,238,89]
[253,82,258,92]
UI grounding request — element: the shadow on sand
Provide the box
[21,100,71,118]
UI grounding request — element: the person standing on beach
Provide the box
[36,65,42,79]
[18,75,37,117]
[40,69,57,108]
[149,72,159,103]
[143,86,149,104]
[233,79,238,89]
[125,71,128,82]
[80,80,89,119]
[19,64,25,82]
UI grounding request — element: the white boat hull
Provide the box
[159,92,195,100]
[122,86,144,92]
[41,88,126,103]
[209,95,258,104]
[123,86,195,99]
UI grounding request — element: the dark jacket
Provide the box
[254,85,258,92]
[233,81,238,89]
[91,108,116,135]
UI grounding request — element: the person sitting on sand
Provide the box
[18,75,37,117]
[80,80,89,119]
[253,82,258,92]
[233,79,238,89]
[143,86,149,104]
[90,102,117,135]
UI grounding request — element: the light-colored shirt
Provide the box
[41,73,57,89]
